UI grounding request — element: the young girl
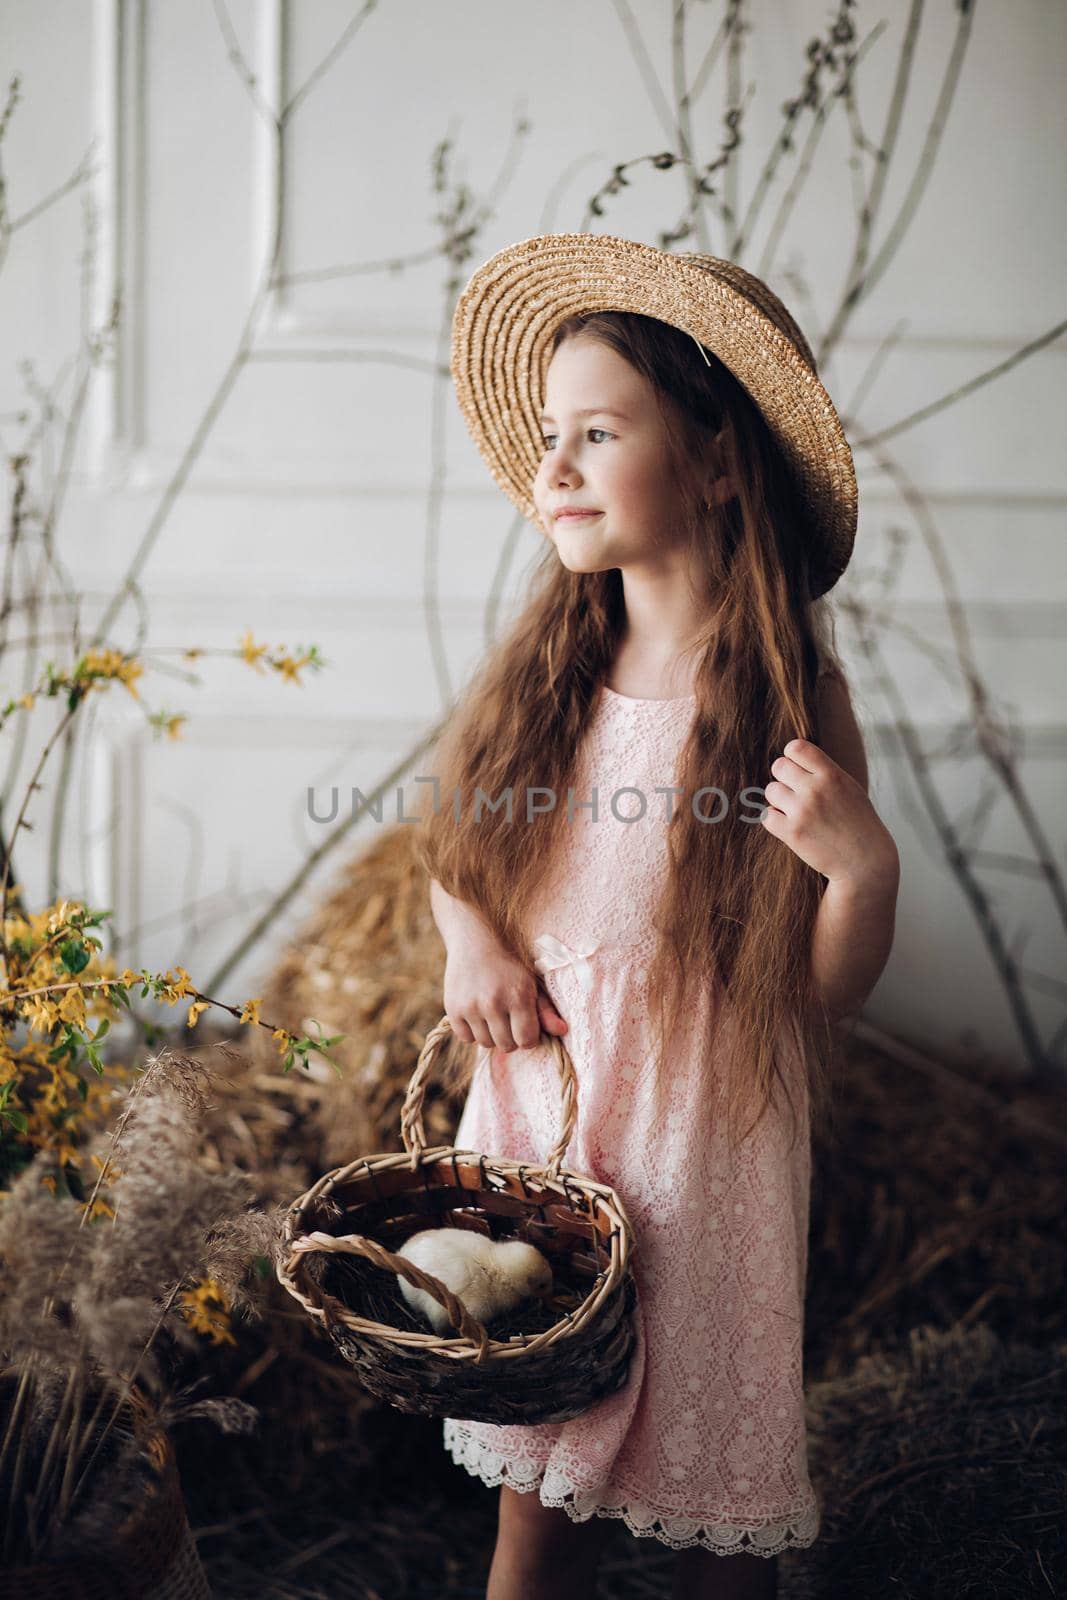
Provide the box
[416,235,899,1600]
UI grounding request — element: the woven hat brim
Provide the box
[450,233,858,598]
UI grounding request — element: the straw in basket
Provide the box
[277,1016,638,1424]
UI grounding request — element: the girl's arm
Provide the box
[429,876,494,949]
[809,865,899,1026]
[428,877,570,1050]
[809,670,898,1024]
[762,669,900,1027]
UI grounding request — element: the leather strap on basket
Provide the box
[401,1015,578,1180]
[286,1228,493,1360]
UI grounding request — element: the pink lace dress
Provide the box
[441,683,821,1557]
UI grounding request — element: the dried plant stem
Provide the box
[0,1356,31,1481]
[681,0,733,108]
[852,319,1067,452]
[848,606,1050,1080]
[817,0,975,364]
[839,3,975,339]
[61,1281,182,1525]
[721,2,742,233]
[55,1359,86,1522]
[855,440,1067,954]
[24,1357,80,1554]
[755,22,887,277]
[0,1356,37,1562]
[202,723,443,995]
[0,696,79,949]
[610,0,681,145]
[670,0,715,256]
[73,1047,163,1230]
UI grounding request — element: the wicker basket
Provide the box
[277,1016,638,1423]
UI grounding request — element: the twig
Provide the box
[850,319,1067,449]
[848,1016,1067,1151]
[0,697,80,948]
[756,21,887,277]
[201,723,443,994]
[817,0,975,363]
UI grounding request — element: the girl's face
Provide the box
[533,336,692,574]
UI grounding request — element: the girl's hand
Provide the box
[760,737,898,889]
[443,921,568,1056]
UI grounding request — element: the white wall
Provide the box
[1,0,1064,1075]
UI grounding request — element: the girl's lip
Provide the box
[555,510,602,519]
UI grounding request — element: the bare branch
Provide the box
[849,320,1067,448]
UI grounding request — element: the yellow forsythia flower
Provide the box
[238,997,262,1027]
[239,631,269,672]
[46,899,78,934]
[275,652,313,684]
[20,994,62,1034]
[178,1278,237,1346]
[157,967,197,1004]
[81,649,144,699]
[57,987,88,1029]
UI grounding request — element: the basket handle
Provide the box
[401,1015,578,1180]
[285,1228,494,1361]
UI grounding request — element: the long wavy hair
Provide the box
[416,309,846,1159]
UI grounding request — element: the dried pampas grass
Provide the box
[0,1042,279,1565]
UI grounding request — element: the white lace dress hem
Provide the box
[442,1419,820,1558]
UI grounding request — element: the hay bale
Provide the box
[185,824,470,1204]
[790,1322,1066,1598]
[808,1031,1066,1380]
[247,823,471,1174]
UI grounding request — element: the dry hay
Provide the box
[180,1320,1065,1598]
[163,822,1065,1593]
[794,1321,1066,1599]
[234,822,474,1187]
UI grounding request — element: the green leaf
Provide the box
[47,1026,81,1064]
[1,1107,28,1133]
[59,940,91,975]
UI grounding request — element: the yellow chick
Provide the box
[395,1227,554,1334]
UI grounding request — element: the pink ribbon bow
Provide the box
[532,932,599,994]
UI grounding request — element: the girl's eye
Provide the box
[540,427,614,451]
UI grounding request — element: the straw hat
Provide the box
[450,232,858,598]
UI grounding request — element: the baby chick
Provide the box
[395,1227,554,1335]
